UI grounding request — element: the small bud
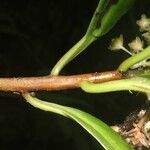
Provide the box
[147,93,150,101]
[131,59,150,69]
[138,110,146,118]
[142,32,150,44]
[130,60,146,69]
[109,35,124,51]
[144,121,150,132]
[125,138,131,144]
[136,14,150,32]
[128,37,144,53]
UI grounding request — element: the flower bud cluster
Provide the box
[109,14,150,69]
[137,14,150,45]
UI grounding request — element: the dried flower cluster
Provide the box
[109,14,150,69]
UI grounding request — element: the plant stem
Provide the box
[23,93,66,116]
[0,70,122,92]
[121,46,133,55]
[51,35,96,75]
[118,46,150,72]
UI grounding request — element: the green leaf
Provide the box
[23,94,133,150]
[86,0,109,36]
[51,0,136,75]
[94,0,136,37]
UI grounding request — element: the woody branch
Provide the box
[0,70,122,93]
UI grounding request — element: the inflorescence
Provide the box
[109,14,150,69]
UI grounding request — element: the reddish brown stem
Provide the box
[0,70,122,93]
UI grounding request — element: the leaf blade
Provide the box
[23,94,133,150]
[94,0,136,37]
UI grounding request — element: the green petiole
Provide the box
[80,77,150,94]
[119,46,150,72]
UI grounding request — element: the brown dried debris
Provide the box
[112,108,150,149]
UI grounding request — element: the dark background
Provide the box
[0,0,149,150]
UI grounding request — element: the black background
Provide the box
[0,0,149,150]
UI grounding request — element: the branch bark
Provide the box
[0,70,122,93]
